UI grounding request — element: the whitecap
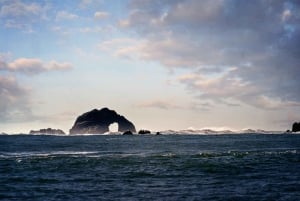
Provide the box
[0,151,100,159]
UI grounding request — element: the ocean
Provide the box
[0,134,300,200]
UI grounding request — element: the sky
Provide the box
[0,0,300,133]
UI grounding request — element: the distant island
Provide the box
[29,128,65,135]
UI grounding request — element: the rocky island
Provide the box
[29,128,65,135]
[138,130,151,134]
[69,108,136,134]
[292,122,300,132]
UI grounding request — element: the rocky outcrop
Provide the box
[292,122,300,132]
[29,128,65,135]
[69,108,136,134]
[138,129,151,134]
[123,131,133,135]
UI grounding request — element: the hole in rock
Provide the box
[109,123,118,133]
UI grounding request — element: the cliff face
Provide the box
[69,108,136,134]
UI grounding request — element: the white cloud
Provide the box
[45,60,72,71]
[94,11,109,20]
[79,0,93,9]
[99,36,202,67]
[79,0,104,9]
[0,57,72,74]
[137,99,216,112]
[56,11,79,21]
[0,0,48,30]
[137,100,182,110]
[99,38,143,58]
[178,69,252,100]
[178,69,300,110]
[282,9,292,22]
[79,25,114,34]
[8,58,44,73]
[0,1,42,17]
[118,19,130,27]
[251,96,300,110]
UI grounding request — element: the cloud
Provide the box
[99,37,143,59]
[45,60,72,71]
[56,11,79,21]
[0,75,32,122]
[94,11,109,20]
[0,0,48,30]
[0,75,68,123]
[79,26,111,33]
[79,0,103,9]
[0,1,42,17]
[79,0,93,9]
[281,9,292,22]
[99,37,197,66]
[178,68,300,110]
[0,57,72,74]
[188,101,214,111]
[137,99,217,112]
[137,100,182,110]
[117,0,300,110]
[178,69,247,103]
[0,54,72,123]
[252,96,300,110]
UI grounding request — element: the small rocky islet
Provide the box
[292,122,300,132]
[138,130,151,134]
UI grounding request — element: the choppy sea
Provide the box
[1,133,300,200]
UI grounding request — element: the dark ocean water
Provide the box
[0,134,300,201]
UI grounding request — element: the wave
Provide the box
[1,149,298,160]
[159,129,284,135]
[0,151,154,160]
[0,151,98,158]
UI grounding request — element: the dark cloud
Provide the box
[121,0,300,110]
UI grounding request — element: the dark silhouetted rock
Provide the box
[29,128,65,135]
[156,132,161,135]
[292,122,300,132]
[69,108,136,134]
[138,129,151,134]
[123,131,133,135]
